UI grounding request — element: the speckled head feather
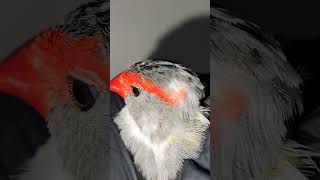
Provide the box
[111,60,209,180]
[60,0,110,38]
[60,0,110,57]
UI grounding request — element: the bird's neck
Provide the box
[114,106,209,180]
[48,120,108,180]
[46,97,109,180]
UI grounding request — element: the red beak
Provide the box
[110,70,132,99]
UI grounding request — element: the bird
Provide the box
[0,0,110,179]
[210,5,320,180]
[110,60,210,180]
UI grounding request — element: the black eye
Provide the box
[131,86,140,97]
[68,76,99,111]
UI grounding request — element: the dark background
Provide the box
[0,0,88,61]
[216,0,320,115]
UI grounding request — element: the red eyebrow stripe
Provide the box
[120,70,187,106]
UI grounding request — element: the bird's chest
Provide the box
[16,138,74,180]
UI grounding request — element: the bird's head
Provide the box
[0,1,110,179]
[0,29,108,118]
[110,60,205,127]
[110,60,209,180]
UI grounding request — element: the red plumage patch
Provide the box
[0,29,108,118]
[110,70,187,106]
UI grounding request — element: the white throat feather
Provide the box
[114,106,209,180]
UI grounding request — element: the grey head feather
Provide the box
[114,60,209,180]
[211,7,304,180]
[60,0,109,38]
[130,60,205,109]
[59,0,110,58]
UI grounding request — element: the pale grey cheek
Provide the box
[40,93,109,180]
